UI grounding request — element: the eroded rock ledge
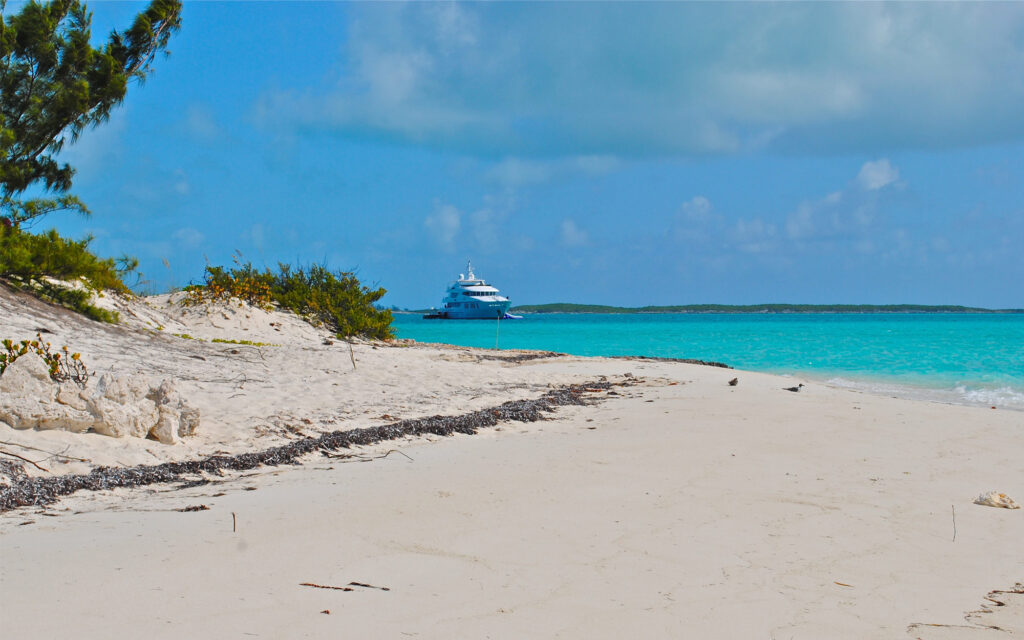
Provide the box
[0,352,199,444]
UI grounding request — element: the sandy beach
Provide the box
[1,285,1021,638]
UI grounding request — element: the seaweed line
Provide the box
[0,380,620,513]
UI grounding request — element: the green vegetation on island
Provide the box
[510,303,1024,314]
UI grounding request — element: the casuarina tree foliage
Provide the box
[0,0,182,229]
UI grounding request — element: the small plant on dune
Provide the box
[0,333,89,387]
[211,338,276,347]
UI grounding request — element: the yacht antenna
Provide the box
[466,260,475,281]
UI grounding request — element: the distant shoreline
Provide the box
[393,303,1024,315]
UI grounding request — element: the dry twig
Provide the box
[0,440,90,463]
[301,582,353,592]
[0,450,49,473]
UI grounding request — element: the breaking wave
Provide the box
[825,377,1024,411]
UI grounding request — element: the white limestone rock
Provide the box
[147,380,200,444]
[0,349,53,396]
[89,374,158,438]
[0,352,199,443]
[0,352,78,430]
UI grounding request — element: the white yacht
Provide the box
[425,261,515,319]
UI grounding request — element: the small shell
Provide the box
[974,492,1021,509]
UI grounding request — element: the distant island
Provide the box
[507,303,1024,314]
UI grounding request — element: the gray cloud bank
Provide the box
[256,3,1024,157]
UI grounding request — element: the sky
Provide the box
[15,1,1024,308]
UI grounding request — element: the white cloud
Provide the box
[679,196,713,222]
[59,108,129,182]
[732,218,778,253]
[486,159,554,188]
[572,155,620,175]
[560,219,589,247]
[787,159,905,240]
[674,196,722,244]
[786,201,819,240]
[183,105,224,141]
[247,223,265,251]
[173,169,190,196]
[857,159,899,190]
[172,227,204,248]
[424,202,461,252]
[485,155,621,188]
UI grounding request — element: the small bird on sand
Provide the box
[728,377,738,386]
[784,384,804,393]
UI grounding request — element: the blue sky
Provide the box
[20,2,1024,307]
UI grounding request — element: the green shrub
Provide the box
[0,226,132,322]
[0,227,132,292]
[182,263,272,309]
[185,261,394,340]
[269,264,392,339]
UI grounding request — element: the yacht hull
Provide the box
[431,301,511,319]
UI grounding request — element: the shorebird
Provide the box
[728,377,738,386]
[784,384,804,393]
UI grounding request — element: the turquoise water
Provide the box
[394,313,1024,410]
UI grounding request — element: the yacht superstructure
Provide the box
[425,261,513,319]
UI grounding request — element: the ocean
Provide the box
[393,313,1024,411]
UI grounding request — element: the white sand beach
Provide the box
[1,285,1021,638]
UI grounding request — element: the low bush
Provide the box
[184,261,393,340]
[182,263,272,309]
[0,226,133,322]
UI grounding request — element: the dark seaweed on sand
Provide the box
[623,355,732,369]
[0,381,618,513]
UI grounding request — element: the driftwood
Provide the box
[0,381,617,512]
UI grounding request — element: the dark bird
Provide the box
[784,384,804,393]
[728,377,738,386]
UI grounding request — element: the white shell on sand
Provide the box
[974,491,1021,509]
